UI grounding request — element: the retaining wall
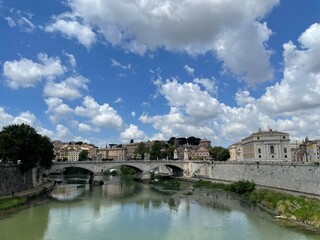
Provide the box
[194,161,320,196]
[0,165,43,196]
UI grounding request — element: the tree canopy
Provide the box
[0,124,55,171]
[209,146,230,161]
[79,150,89,161]
[134,142,149,159]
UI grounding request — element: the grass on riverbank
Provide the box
[193,179,256,195]
[194,179,320,229]
[249,189,320,228]
[0,197,27,210]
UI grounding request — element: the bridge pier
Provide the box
[92,172,104,185]
[135,171,151,182]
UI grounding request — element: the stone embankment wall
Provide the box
[193,161,320,196]
[0,165,43,196]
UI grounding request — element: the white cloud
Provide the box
[158,78,221,120]
[45,97,74,123]
[120,124,147,142]
[193,78,217,96]
[75,96,124,129]
[45,17,96,49]
[131,111,136,117]
[183,65,194,76]
[63,0,278,84]
[114,97,124,103]
[78,123,96,132]
[259,23,320,114]
[44,75,89,100]
[64,52,77,68]
[4,9,36,32]
[56,124,73,140]
[0,107,14,129]
[3,53,66,89]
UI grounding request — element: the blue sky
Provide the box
[1,0,320,147]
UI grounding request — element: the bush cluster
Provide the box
[193,179,255,195]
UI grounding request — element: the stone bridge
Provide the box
[47,160,208,183]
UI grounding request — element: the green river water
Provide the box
[0,176,320,240]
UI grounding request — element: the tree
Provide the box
[209,146,230,161]
[168,137,176,145]
[130,139,134,143]
[150,141,164,160]
[134,142,149,159]
[177,137,187,146]
[0,124,55,171]
[79,150,89,161]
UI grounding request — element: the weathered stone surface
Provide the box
[0,165,43,196]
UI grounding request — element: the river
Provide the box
[0,176,320,240]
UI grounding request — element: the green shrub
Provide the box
[229,180,256,194]
[0,197,27,210]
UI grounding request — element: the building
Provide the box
[293,138,320,163]
[228,142,242,161]
[230,128,291,161]
[53,141,97,161]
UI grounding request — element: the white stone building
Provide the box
[229,129,291,161]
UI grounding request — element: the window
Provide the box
[283,136,285,139]
[257,137,260,140]
[259,155,261,158]
[272,155,274,158]
[258,148,261,154]
[284,148,287,153]
[285,155,287,158]
[270,146,275,154]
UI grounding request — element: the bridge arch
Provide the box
[47,164,96,175]
[151,163,184,177]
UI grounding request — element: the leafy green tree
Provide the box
[150,141,163,160]
[79,150,89,161]
[209,146,230,161]
[177,137,187,145]
[134,142,150,159]
[0,124,54,171]
[120,165,136,175]
[168,137,176,145]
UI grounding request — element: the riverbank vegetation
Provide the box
[193,179,256,195]
[0,197,27,210]
[249,189,320,228]
[193,179,320,229]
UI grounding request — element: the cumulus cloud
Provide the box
[78,123,96,132]
[44,75,89,100]
[193,78,217,96]
[120,124,147,142]
[0,109,39,130]
[60,0,277,84]
[45,97,74,124]
[158,78,221,121]
[131,111,136,117]
[45,15,96,49]
[259,23,320,114]
[75,96,124,129]
[3,53,66,89]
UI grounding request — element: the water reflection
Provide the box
[50,184,86,201]
[1,176,320,240]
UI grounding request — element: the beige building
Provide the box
[229,129,291,161]
[228,142,242,161]
[292,138,320,163]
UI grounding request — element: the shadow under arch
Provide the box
[151,163,184,177]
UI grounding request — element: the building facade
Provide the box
[229,129,291,161]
